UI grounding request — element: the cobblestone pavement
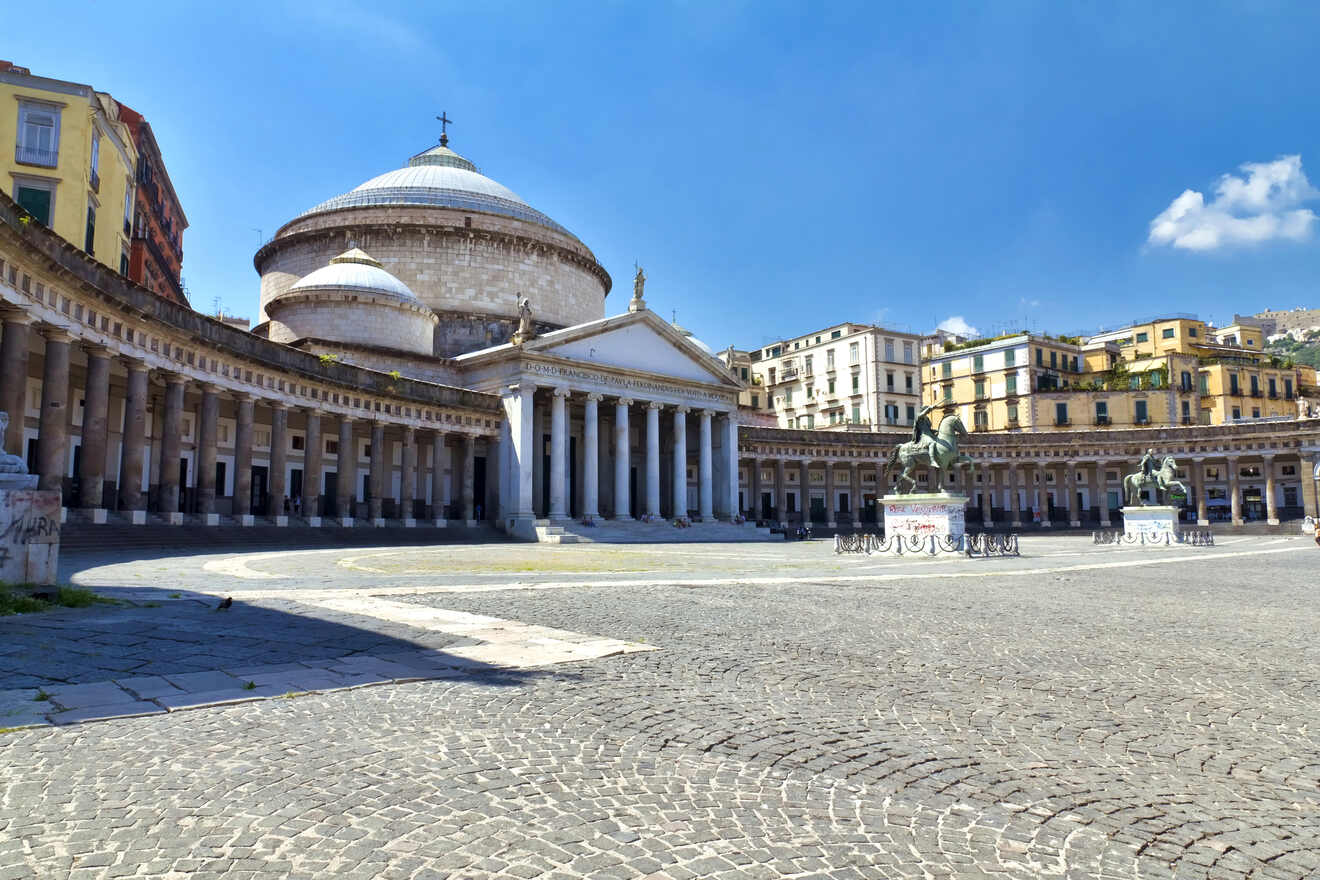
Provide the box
[1,536,1317,878]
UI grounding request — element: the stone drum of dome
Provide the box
[255,139,612,357]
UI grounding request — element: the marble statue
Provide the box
[629,265,647,313]
[512,294,536,345]
[886,411,974,494]
[0,412,28,474]
[1123,452,1189,506]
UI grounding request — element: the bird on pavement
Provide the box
[216,597,233,611]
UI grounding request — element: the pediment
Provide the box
[527,314,739,387]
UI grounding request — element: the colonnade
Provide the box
[738,454,1320,528]
[0,315,486,526]
[503,383,738,531]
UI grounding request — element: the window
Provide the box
[849,342,859,363]
[826,349,836,369]
[1055,402,1068,425]
[1036,348,1043,366]
[1180,371,1192,391]
[1149,371,1161,388]
[884,339,894,361]
[1231,407,1241,421]
[905,404,915,424]
[1199,373,1209,394]
[851,404,861,423]
[886,371,894,390]
[1181,400,1190,420]
[1252,407,1260,418]
[804,355,813,375]
[89,131,100,189]
[16,102,59,166]
[1135,400,1148,423]
[1268,377,1277,397]
[1049,351,1057,369]
[768,367,776,384]
[1250,375,1259,395]
[1004,349,1015,367]
[831,330,841,339]
[13,177,56,225]
[1005,374,1017,395]
[1285,378,1294,398]
[1136,332,1149,343]
[827,378,835,395]
[1230,374,1240,395]
[807,385,814,399]
[943,385,953,402]
[905,373,913,393]
[974,410,988,430]
[740,367,748,381]
[1095,401,1108,421]
[119,247,129,276]
[941,362,952,379]
[84,201,96,255]
[1189,327,1198,337]
[785,388,793,404]
[851,374,860,393]
[1162,328,1175,339]
[903,341,913,364]
[751,394,759,409]
[291,435,305,450]
[1006,404,1018,423]
[973,354,984,372]
[884,403,899,424]
[974,379,986,399]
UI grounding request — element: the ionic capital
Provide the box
[552,385,571,398]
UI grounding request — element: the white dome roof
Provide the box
[285,248,419,303]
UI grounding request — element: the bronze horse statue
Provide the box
[1123,455,1189,506]
[886,413,974,494]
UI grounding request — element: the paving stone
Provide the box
[161,670,244,692]
[48,701,166,725]
[113,675,185,700]
[43,681,137,710]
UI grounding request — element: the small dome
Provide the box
[296,142,574,237]
[286,248,419,303]
[671,318,713,354]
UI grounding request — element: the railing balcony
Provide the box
[1006,418,1020,427]
[973,424,989,432]
[779,368,798,381]
[1250,390,1262,398]
[1181,416,1193,425]
[1134,417,1151,425]
[15,144,58,167]
[1094,415,1111,426]
[89,169,100,193]
[1268,391,1278,399]
[1054,418,1071,426]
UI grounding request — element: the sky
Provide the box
[13,1,1320,350]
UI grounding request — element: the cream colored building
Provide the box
[722,323,922,431]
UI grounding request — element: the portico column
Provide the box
[302,409,321,519]
[1227,455,1242,525]
[1301,452,1320,520]
[78,344,111,510]
[1039,466,1054,527]
[721,413,738,520]
[824,461,836,527]
[431,431,448,522]
[337,416,356,521]
[613,398,632,520]
[158,375,185,516]
[36,329,71,496]
[645,401,661,518]
[368,420,385,522]
[401,426,417,522]
[1065,461,1080,527]
[1193,458,1209,526]
[849,461,861,525]
[776,457,788,527]
[583,393,601,520]
[233,395,254,518]
[461,434,476,524]
[268,403,288,519]
[980,468,993,527]
[697,409,713,521]
[750,457,761,520]
[1009,464,1023,528]
[506,382,536,536]
[1097,461,1112,527]
[0,315,32,456]
[672,406,688,520]
[1263,453,1278,525]
[196,385,220,517]
[117,361,148,514]
[549,387,569,521]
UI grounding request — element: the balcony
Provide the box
[1006,417,1020,428]
[779,368,799,381]
[1094,415,1111,426]
[1249,390,1262,398]
[1181,416,1193,425]
[1268,391,1278,399]
[1053,418,1071,427]
[15,144,57,167]
[1134,417,1151,425]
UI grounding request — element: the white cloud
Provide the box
[936,316,979,337]
[1148,155,1319,251]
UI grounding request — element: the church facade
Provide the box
[0,135,1317,539]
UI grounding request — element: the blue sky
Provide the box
[14,1,1320,349]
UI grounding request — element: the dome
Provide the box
[296,142,574,238]
[671,317,714,354]
[285,248,419,303]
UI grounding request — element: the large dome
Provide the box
[296,144,574,238]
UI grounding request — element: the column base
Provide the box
[82,508,107,524]
[827,521,837,529]
[1232,518,1244,526]
[128,510,147,525]
[203,513,220,527]
[506,514,537,541]
[548,513,570,522]
[306,516,321,527]
[371,517,386,527]
[1011,520,1022,528]
[613,515,633,522]
[1100,519,1112,528]
[982,519,993,528]
[274,515,289,527]
[463,519,477,528]
[433,518,448,528]
[339,516,355,527]
[1267,517,1280,525]
[1069,519,1081,528]
[1197,518,1209,527]
[1041,520,1053,528]
[165,512,184,526]
[403,518,417,528]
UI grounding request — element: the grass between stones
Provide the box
[0,583,116,616]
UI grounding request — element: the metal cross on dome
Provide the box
[436,111,453,146]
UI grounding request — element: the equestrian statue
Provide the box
[1122,449,1189,506]
[885,403,975,494]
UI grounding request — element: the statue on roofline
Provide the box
[512,294,536,345]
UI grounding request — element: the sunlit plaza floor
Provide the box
[1,534,1316,878]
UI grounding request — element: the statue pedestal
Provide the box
[1119,506,1178,541]
[0,475,61,585]
[881,493,968,553]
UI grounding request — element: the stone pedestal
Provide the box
[1120,506,1178,541]
[274,515,289,527]
[239,514,256,527]
[0,476,61,585]
[203,513,220,527]
[165,512,184,526]
[306,516,321,527]
[881,493,968,553]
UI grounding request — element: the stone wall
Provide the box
[267,294,436,357]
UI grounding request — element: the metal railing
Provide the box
[15,144,57,167]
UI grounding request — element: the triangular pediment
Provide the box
[525,312,740,387]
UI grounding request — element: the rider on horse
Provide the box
[912,403,938,452]
[1139,448,1158,480]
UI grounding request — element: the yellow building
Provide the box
[0,61,137,275]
